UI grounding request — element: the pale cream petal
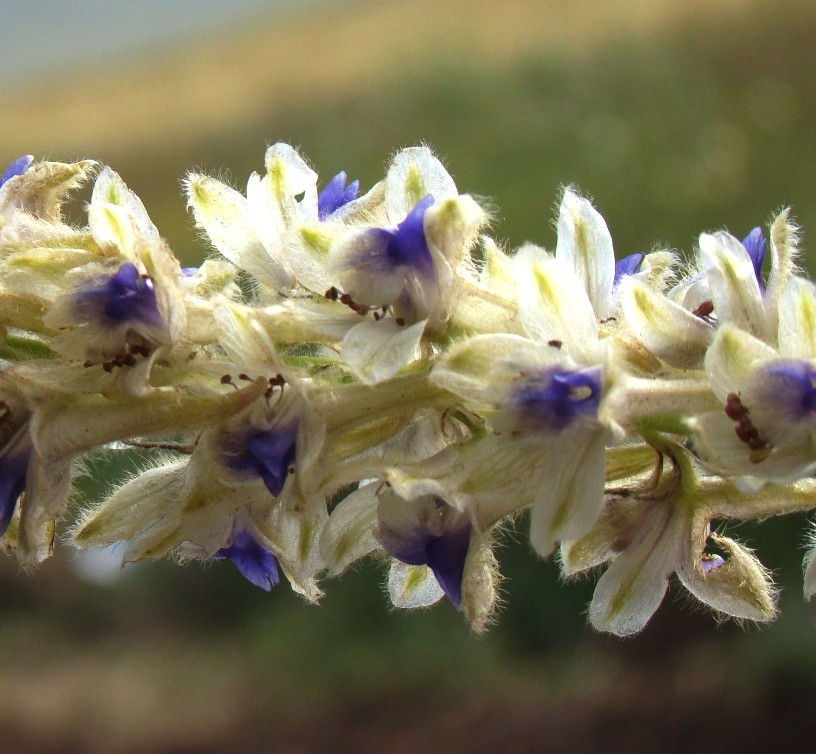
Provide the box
[699,231,768,338]
[92,166,159,242]
[461,528,498,634]
[319,483,381,575]
[431,333,540,404]
[619,277,712,369]
[588,509,681,636]
[73,461,187,547]
[555,189,615,318]
[704,324,777,402]
[777,276,816,360]
[529,429,608,558]
[384,147,457,221]
[341,318,426,385]
[513,253,600,361]
[387,561,444,608]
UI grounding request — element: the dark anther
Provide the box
[220,375,233,385]
[238,373,251,381]
[724,392,749,421]
[395,317,405,326]
[547,339,563,349]
[83,360,94,368]
[325,286,339,301]
[287,466,295,475]
[693,300,715,319]
[735,423,759,443]
[103,361,115,373]
[122,354,137,367]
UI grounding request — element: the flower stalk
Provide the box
[1,148,816,636]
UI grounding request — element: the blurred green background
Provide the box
[2,0,816,751]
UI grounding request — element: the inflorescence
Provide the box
[1,145,816,636]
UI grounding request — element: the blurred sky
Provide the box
[0,0,325,91]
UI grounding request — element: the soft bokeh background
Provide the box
[3,0,816,751]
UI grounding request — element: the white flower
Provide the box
[691,275,816,485]
[561,440,804,636]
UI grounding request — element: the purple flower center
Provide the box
[221,420,298,497]
[215,528,280,591]
[378,499,471,610]
[73,263,164,330]
[361,195,436,281]
[759,361,816,419]
[317,171,360,220]
[511,366,602,433]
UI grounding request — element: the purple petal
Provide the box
[613,252,644,288]
[701,554,726,574]
[510,366,602,433]
[378,499,471,611]
[318,171,360,220]
[0,430,32,537]
[741,227,766,291]
[378,523,435,566]
[73,263,164,330]
[385,195,435,276]
[222,420,298,497]
[216,529,280,590]
[425,520,471,610]
[0,155,34,187]
[758,360,816,420]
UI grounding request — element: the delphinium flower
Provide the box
[35,168,186,395]
[325,147,485,383]
[0,379,72,563]
[691,303,816,485]
[7,139,816,639]
[384,190,626,561]
[186,142,377,298]
[320,476,498,631]
[73,374,328,599]
[560,437,816,635]
[377,489,497,631]
[619,212,798,369]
